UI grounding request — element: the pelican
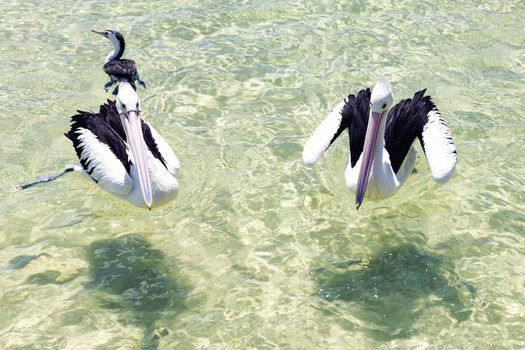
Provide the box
[302,77,456,209]
[21,82,180,210]
[91,29,146,94]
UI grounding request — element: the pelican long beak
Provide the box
[122,110,153,210]
[91,29,106,37]
[355,111,383,210]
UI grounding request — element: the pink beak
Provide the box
[355,111,383,210]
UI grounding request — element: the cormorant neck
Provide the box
[105,36,125,63]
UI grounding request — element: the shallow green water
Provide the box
[1,0,524,348]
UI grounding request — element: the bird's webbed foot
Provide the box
[103,80,116,92]
[132,73,147,89]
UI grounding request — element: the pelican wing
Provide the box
[141,121,180,177]
[419,108,457,182]
[302,100,347,167]
[385,90,456,182]
[302,88,371,168]
[65,103,133,195]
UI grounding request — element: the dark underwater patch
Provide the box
[86,234,189,350]
[313,244,474,341]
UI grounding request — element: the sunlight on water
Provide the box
[1,0,524,348]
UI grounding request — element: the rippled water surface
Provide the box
[1,0,524,348]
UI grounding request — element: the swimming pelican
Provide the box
[21,82,180,210]
[91,29,146,94]
[302,77,456,209]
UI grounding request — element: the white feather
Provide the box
[302,100,346,167]
[75,128,133,195]
[421,109,457,183]
[146,122,180,177]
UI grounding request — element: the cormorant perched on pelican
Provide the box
[302,77,456,209]
[21,82,180,210]
[91,29,146,95]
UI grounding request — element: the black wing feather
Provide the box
[141,121,168,169]
[346,88,371,168]
[315,88,371,168]
[65,100,131,176]
[385,89,435,173]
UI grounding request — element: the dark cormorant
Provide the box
[91,29,146,95]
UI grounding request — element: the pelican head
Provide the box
[91,29,125,62]
[355,77,394,210]
[370,76,394,113]
[116,83,153,210]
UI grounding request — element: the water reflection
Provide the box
[314,245,474,341]
[86,234,188,350]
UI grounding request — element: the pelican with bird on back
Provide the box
[302,77,457,209]
[21,30,180,210]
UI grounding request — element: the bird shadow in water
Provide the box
[86,234,189,350]
[313,245,474,341]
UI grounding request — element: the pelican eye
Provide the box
[122,103,127,110]
[381,103,387,110]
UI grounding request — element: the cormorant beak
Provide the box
[121,110,153,210]
[355,110,384,210]
[91,29,107,38]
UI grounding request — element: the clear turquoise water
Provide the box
[1,0,524,348]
